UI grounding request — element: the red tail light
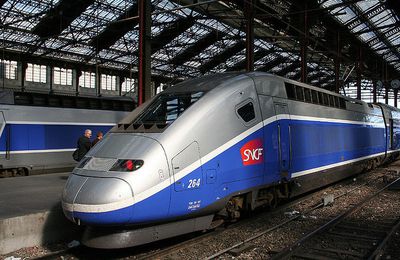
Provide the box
[110,159,144,172]
[125,160,134,171]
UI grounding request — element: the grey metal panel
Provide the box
[81,214,213,249]
[172,141,201,175]
[250,74,286,98]
[62,174,88,204]
[0,104,128,124]
[258,95,276,120]
[74,177,133,205]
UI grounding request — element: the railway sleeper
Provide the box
[303,247,366,258]
[335,223,389,235]
[327,230,382,241]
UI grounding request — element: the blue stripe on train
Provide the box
[68,119,387,225]
[0,124,113,152]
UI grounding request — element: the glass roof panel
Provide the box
[320,0,400,72]
[2,0,60,30]
[0,0,399,84]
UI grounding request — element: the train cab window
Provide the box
[311,90,319,104]
[237,102,255,122]
[295,86,304,101]
[304,88,311,103]
[329,95,335,107]
[285,83,296,99]
[134,91,205,126]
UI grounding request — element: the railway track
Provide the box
[32,186,327,260]
[143,171,391,260]
[32,168,399,260]
[204,169,400,259]
[269,176,400,260]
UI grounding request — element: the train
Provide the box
[0,90,134,177]
[61,72,400,249]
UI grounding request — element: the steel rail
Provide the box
[205,174,381,259]
[368,216,400,260]
[270,176,400,260]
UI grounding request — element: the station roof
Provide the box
[1,0,399,89]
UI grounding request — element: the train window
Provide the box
[329,95,335,107]
[304,88,311,103]
[285,83,296,100]
[323,93,329,106]
[295,86,304,101]
[237,102,256,122]
[134,91,205,125]
[335,96,340,108]
[318,92,324,105]
[311,90,318,104]
[339,98,346,109]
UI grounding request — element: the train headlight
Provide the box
[110,159,144,172]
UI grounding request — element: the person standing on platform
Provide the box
[74,129,92,161]
[92,131,103,146]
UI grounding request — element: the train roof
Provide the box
[0,89,135,112]
[163,72,244,93]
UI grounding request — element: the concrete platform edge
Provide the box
[0,205,82,255]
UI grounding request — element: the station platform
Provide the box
[0,173,81,254]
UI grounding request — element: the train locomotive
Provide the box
[61,72,400,248]
[0,90,133,177]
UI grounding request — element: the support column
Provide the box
[75,69,81,96]
[21,61,27,92]
[301,2,308,83]
[245,0,254,72]
[356,47,362,100]
[118,75,123,96]
[96,67,101,97]
[395,89,398,107]
[49,66,53,94]
[138,0,152,105]
[334,31,340,93]
[373,81,377,103]
[385,62,388,104]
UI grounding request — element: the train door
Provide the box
[170,141,203,216]
[274,103,291,178]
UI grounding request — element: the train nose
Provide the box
[62,173,134,225]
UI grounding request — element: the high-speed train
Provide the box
[0,90,134,177]
[61,72,400,249]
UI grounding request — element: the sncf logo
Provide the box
[240,139,264,166]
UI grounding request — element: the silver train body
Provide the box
[62,72,400,248]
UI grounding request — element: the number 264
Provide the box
[188,178,201,188]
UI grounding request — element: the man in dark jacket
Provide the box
[76,129,92,161]
[92,131,103,146]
